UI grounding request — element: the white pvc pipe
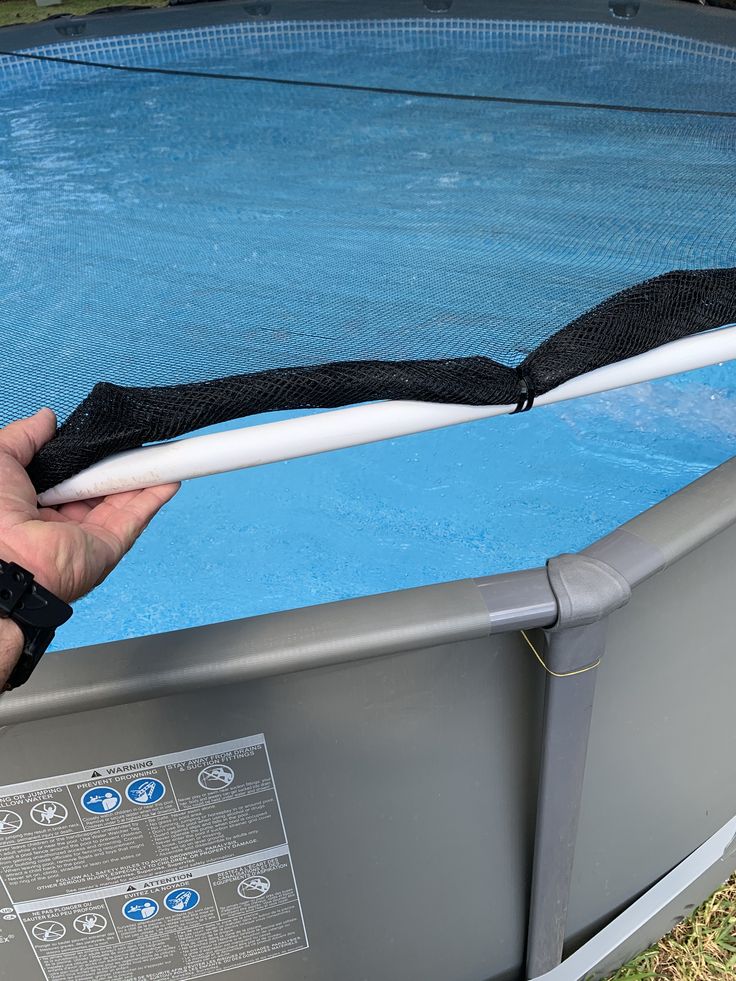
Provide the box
[38,324,736,505]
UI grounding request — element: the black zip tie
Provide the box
[512,368,536,413]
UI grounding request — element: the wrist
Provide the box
[0,559,73,689]
[0,617,24,689]
[0,544,59,600]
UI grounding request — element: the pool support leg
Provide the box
[525,554,632,979]
[525,620,606,978]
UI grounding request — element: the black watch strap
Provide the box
[0,559,73,690]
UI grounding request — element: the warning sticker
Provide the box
[0,736,308,981]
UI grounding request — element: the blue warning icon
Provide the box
[80,787,121,815]
[122,898,159,922]
[126,778,166,806]
[164,888,200,913]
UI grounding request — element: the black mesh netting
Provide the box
[25,268,736,492]
[0,16,734,493]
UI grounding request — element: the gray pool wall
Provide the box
[2,454,735,981]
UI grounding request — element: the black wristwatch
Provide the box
[0,559,73,690]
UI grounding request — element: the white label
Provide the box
[0,736,308,980]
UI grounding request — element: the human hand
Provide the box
[0,409,179,686]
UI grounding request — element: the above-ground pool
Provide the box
[0,11,734,647]
[1,5,736,981]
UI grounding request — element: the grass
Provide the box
[0,0,167,29]
[0,0,730,31]
[605,874,736,981]
[0,0,732,33]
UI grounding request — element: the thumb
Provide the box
[0,410,57,467]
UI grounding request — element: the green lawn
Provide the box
[1,0,730,25]
[605,875,736,981]
[0,0,167,28]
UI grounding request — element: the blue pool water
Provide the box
[58,368,736,650]
[0,19,734,648]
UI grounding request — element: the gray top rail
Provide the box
[585,455,736,585]
[1,453,735,726]
[0,574,547,726]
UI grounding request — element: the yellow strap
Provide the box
[520,630,600,678]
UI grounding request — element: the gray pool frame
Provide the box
[3,454,736,981]
[1,1,735,979]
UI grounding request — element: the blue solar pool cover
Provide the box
[0,17,734,490]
